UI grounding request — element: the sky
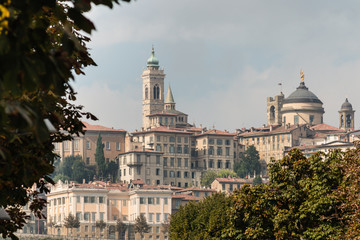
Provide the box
[74,0,360,132]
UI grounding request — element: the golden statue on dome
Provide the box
[300,69,305,82]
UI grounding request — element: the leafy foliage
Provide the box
[334,144,360,239]
[169,193,232,240]
[105,160,120,182]
[134,215,150,238]
[234,145,261,178]
[95,133,106,177]
[95,220,107,232]
[53,155,96,183]
[116,219,127,240]
[0,0,131,238]
[252,176,262,186]
[63,213,80,236]
[172,148,358,240]
[200,170,218,187]
[201,169,238,188]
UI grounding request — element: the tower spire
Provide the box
[165,84,175,104]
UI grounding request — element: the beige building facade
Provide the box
[54,122,126,165]
[237,124,313,163]
[47,180,172,240]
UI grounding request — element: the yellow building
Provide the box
[47,180,172,240]
[54,122,126,165]
[211,177,250,194]
[237,124,313,163]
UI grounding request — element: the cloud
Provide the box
[75,82,142,131]
[73,0,360,132]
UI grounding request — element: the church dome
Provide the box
[147,48,159,67]
[340,98,353,111]
[282,81,323,104]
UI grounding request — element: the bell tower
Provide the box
[267,92,284,126]
[339,98,355,130]
[142,48,165,129]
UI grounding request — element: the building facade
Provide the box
[47,180,172,240]
[54,122,126,165]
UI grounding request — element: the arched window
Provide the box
[346,114,352,128]
[145,86,148,99]
[153,84,160,99]
[270,106,275,121]
[340,115,344,127]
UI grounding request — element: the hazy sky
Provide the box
[74,0,360,132]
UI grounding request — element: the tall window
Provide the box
[153,84,160,99]
[294,115,299,125]
[270,105,275,121]
[346,114,352,128]
[309,115,314,125]
[74,140,79,151]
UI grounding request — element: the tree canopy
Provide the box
[234,145,261,178]
[63,214,80,236]
[134,215,150,238]
[201,169,238,188]
[0,0,130,238]
[169,193,232,240]
[95,133,106,177]
[170,147,360,240]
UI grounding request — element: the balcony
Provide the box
[127,161,143,167]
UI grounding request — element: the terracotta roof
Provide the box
[132,180,145,185]
[158,185,184,191]
[132,126,193,134]
[147,112,178,117]
[175,187,216,193]
[196,129,236,137]
[238,124,303,137]
[214,178,248,184]
[172,194,200,201]
[310,123,343,132]
[119,149,163,155]
[83,122,126,132]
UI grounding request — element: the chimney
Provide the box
[82,179,85,184]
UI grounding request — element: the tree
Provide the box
[333,145,360,239]
[95,220,107,236]
[200,170,218,188]
[201,169,239,188]
[228,149,345,239]
[95,133,106,178]
[170,193,232,240]
[116,219,127,240]
[161,217,171,236]
[52,155,96,183]
[217,169,238,178]
[172,148,349,240]
[0,0,130,238]
[63,214,80,236]
[252,176,262,186]
[234,145,261,178]
[134,215,150,238]
[225,184,274,240]
[105,161,119,183]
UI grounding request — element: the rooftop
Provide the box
[83,122,126,132]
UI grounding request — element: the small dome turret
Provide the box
[147,47,159,68]
[341,98,353,111]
